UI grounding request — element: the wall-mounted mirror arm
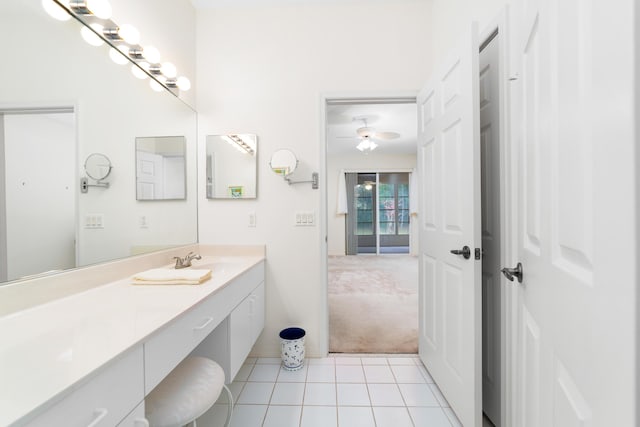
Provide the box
[269,149,319,189]
[285,172,319,189]
[80,177,110,193]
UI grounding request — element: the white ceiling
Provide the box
[326,102,417,156]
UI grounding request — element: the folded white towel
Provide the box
[132,268,212,285]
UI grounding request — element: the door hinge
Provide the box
[475,248,483,260]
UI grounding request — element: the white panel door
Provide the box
[136,150,163,200]
[510,0,636,425]
[479,32,501,426]
[417,24,482,427]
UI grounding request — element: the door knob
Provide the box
[501,262,523,283]
[450,246,471,259]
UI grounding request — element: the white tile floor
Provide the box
[199,355,463,427]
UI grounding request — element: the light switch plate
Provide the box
[85,214,104,229]
[294,211,315,226]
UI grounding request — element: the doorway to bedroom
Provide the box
[345,171,410,255]
[325,99,418,354]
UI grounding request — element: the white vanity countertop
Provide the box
[0,253,264,426]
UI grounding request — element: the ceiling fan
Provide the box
[337,116,401,152]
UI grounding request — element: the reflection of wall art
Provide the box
[229,186,243,198]
[273,167,289,176]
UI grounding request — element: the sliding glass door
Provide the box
[378,173,410,253]
[349,172,410,254]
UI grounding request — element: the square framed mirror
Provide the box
[206,134,257,199]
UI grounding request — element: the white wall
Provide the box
[196,0,433,357]
[327,152,417,256]
[430,0,509,64]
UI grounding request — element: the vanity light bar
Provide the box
[225,135,255,155]
[44,0,191,94]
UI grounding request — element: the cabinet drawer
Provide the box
[26,346,144,427]
[144,298,222,394]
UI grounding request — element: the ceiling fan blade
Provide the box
[373,131,400,140]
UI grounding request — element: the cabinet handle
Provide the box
[86,408,108,427]
[193,317,214,331]
[134,418,150,427]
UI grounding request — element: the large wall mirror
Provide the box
[0,1,197,284]
[206,134,257,199]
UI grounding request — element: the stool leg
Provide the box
[222,384,234,427]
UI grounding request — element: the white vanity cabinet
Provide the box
[24,346,144,427]
[192,280,265,383]
[146,261,265,392]
[229,281,265,378]
[1,248,266,427]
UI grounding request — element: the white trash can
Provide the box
[279,327,306,371]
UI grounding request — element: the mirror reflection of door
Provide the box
[347,172,410,255]
[0,109,76,281]
[135,136,186,201]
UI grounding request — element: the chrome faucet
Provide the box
[173,252,202,269]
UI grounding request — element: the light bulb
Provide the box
[80,0,111,19]
[160,62,177,78]
[42,0,70,21]
[131,63,148,80]
[86,0,111,19]
[176,76,191,91]
[118,24,140,45]
[149,79,164,92]
[142,46,160,64]
[109,45,129,65]
[80,23,104,47]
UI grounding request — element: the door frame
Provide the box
[319,92,418,356]
[479,7,516,427]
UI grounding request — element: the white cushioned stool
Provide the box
[146,357,233,427]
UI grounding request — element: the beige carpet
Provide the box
[329,255,418,353]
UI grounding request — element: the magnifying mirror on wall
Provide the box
[269,149,318,189]
[80,153,112,193]
[85,153,112,181]
[269,149,298,177]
